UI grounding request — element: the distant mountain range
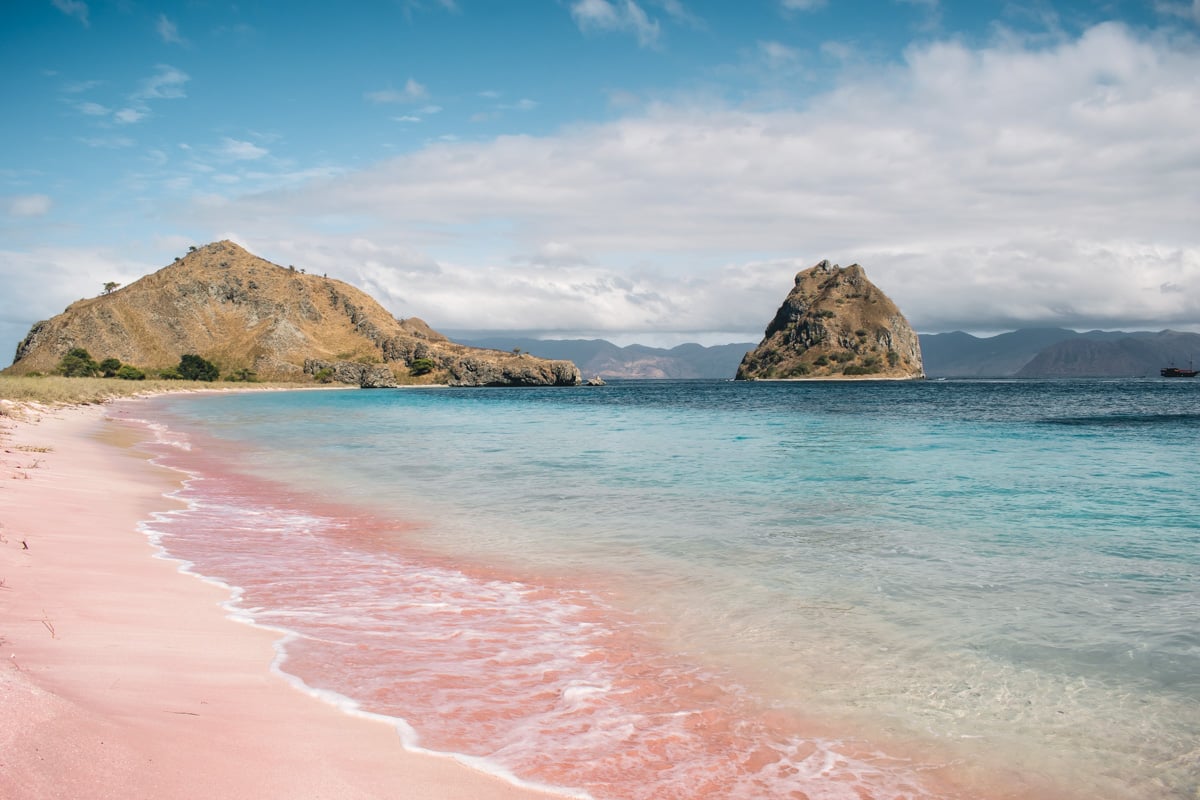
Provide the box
[923,328,1200,377]
[457,328,1200,379]
[455,336,756,379]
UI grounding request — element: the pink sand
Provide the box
[0,405,557,800]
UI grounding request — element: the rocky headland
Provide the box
[736,260,924,380]
[4,241,581,387]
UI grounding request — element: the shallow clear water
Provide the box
[132,380,1200,799]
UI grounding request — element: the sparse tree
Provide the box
[102,281,120,295]
[99,357,122,377]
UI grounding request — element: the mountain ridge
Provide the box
[462,328,1200,380]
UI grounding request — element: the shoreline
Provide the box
[0,403,558,799]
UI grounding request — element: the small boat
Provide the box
[1160,364,1199,378]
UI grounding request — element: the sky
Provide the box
[2,0,1199,354]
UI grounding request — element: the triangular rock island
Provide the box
[736,260,924,380]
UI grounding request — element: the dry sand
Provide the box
[0,404,558,800]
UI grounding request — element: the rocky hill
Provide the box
[4,241,581,387]
[735,260,924,380]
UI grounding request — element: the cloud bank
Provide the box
[4,21,1197,352]
[175,23,1198,338]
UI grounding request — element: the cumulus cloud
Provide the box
[571,0,661,47]
[134,24,1200,336]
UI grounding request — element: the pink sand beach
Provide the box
[0,404,556,800]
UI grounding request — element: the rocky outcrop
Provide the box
[303,360,398,388]
[736,260,924,380]
[5,240,582,387]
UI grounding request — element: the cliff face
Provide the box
[736,260,924,380]
[6,240,581,387]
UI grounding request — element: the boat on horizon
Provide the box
[1160,363,1199,378]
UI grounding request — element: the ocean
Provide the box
[126,379,1199,799]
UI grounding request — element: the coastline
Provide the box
[0,403,556,799]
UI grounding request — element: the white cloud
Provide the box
[6,195,53,217]
[760,40,800,66]
[79,136,136,148]
[113,107,147,124]
[780,0,826,11]
[76,101,110,115]
[0,246,148,355]
[134,65,189,101]
[52,0,89,27]
[366,79,428,104]
[156,14,185,45]
[218,138,269,160]
[571,0,661,47]
[15,22,1200,342]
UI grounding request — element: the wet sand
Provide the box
[0,404,556,800]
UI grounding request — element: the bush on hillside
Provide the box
[115,365,146,380]
[57,348,100,377]
[409,357,436,376]
[224,367,258,382]
[178,354,219,382]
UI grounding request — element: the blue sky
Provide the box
[2,0,1199,352]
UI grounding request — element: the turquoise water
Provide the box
[137,380,1200,798]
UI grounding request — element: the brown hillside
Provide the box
[6,241,580,387]
[736,260,924,380]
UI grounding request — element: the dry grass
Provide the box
[0,375,317,415]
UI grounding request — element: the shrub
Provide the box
[409,357,436,376]
[855,329,868,338]
[158,367,183,380]
[115,365,146,380]
[57,348,99,377]
[814,355,830,367]
[99,357,123,377]
[843,364,881,376]
[224,367,258,383]
[887,350,900,367]
[178,354,219,382]
[313,368,335,383]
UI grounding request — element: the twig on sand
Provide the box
[41,613,56,639]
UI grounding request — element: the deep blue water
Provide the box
[146,379,1200,799]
